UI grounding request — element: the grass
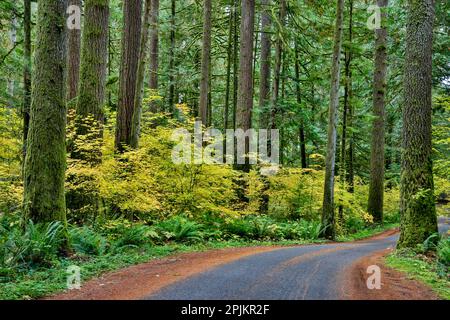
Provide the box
[385,251,450,300]
[0,223,400,300]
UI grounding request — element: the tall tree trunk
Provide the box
[7,15,17,108]
[340,0,353,187]
[22,0,32,161]
[149,0,159,112]
[131,0,152,149]
[368,0,388,223]
[258,0,271,129]
[232,0,240,130]
[66,0,82,105]
[338,0,353,220]
[270,0,286,131]
[199,0,212,125]
[398,0,438,248]
[224,1,235,130]
[295,41,307,169]
[321,0,344,240]
[23,0,68,223]
[115,0,142,152]
[168,0,176,113]
[75,0,109,137]
[236,0,255,171]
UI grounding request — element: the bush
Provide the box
[69,226,108,256]
[0,220,64,270]
[156,217,204,243]
[437,236,450,266]
[114,224,160,248]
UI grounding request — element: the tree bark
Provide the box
[149,0,159,112]
[232,0,239,130]
[131,0,152,149]
[23,0,68,223]
[115,0,142,152]
[236,0,255,171]
[168,0,176,113]
[66,0,82,105]
[224,1,235,130]
[22,0,32,161]
[270,0,286,131]
[368,0,388,223]
[321,0,344,240]
[199,0,212,125]
[75,0,109,135]
[295,42,307,169]
[258,0,271,129]
[398,0,438,248]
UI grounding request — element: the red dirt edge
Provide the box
[339,249,440,300]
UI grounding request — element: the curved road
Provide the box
[147,218,449,300]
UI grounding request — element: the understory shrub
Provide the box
[69,226,107,256]
[0,220,64,271]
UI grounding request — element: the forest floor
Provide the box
[46,221,449,300]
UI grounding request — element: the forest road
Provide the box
[146,217,449,300]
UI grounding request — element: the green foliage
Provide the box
[69,226,107,256]
[0,220,64,273]
[437,236,450,267]
[114,224,160,248]
[156,216,204,243]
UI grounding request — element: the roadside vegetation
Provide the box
[386,232,450,300]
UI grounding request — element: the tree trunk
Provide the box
[398,0,438,248]
[168,0,176,113]
[340,0,353,188]
[115,0,142,152]
[236,0,255,172]
[232,0,239,130]
[270,0,286,131]
[131,0,152,149]
[224,1,235,130]
[75,0,109,136]
[66,0,82,105]
[321,0,344,240]
[23,0,68,223]
[258,0,271,129]
[368,0,388,223]
[22,0,32,162]
[149,0,159,112]
[199,0,212,125]
[295,42,307,169]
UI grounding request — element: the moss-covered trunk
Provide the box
[258,0,271,130]
[368,0,388,223]
[66,0,82,105]
[131,0,152,149]
[198,0,212,125]
[398,0,438,248]
[23,0,68,223]
[148,0,160,113]
[22,0,32,162]
[236,0,255,172]
[75,0,109,139]
[321,0,344,240]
